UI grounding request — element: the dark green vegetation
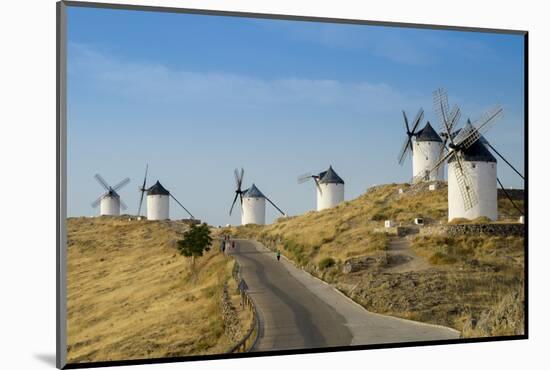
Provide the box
[177,223,213,268]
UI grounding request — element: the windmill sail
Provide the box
[229,167,245,216]
[137,164,148,216]
[397,108,424,165]
[91,173,130,212]
[451,155,478,211]
[453,105,503,150]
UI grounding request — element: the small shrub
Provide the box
[429,252,457,265]
[371,213,387,221]
[318,257,336,270]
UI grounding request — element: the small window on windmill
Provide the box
[414,218,424,225]
[472,163,476,169]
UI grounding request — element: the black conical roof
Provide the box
[453,120,489,144]
[448,140,496,163]
[147,181,170,196]
[318,166,344,184]
[448,123,496,163]
[103,189,120,199]
[449,125,496,163]
[415,122,443,142]
[243,183,265,198]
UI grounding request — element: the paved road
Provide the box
[228,239,460,352]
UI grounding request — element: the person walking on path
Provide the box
[276,250,281,261]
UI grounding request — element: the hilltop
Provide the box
[67,217,251,363]
[230,182,525,338]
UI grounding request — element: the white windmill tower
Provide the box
[136,165,195,221]
[91,174,130,216]
[229,168,286,225]
[298,166,345,211]
[398,108,460,182]
[422,88,504,221]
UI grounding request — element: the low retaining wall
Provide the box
[498,188,524,201]
[420,223,524,237]
[227,260,260,353]
[221,284,244,343]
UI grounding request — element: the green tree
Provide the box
[177,223,213,274]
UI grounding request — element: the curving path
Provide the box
[228,239,459,352]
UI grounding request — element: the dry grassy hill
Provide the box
[230,182,525,338]
[67,217,251,363]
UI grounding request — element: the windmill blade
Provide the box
[397,135,413,165]
[313,178,323,195]
[234,168,245,190]
[486,142,524,180]
[433,88,453,144]
[112,177,130,191]
[229,192,239,215]
[433,88,450,132]
[297,172,312,184]
[141,164,149,190]
[119,198,128,211]
[431,149,455,175]
[91,192,107,208]
[170,193,195,219]
[94,173,110,191]
[264,195,286,216]
[137,190,145,216]
[448,105,461,133]
[410,108,424,134]
[452,154,478,211]
[234,168,241,188]
[439,137,449,158]
[454,106,503,149]
[137,164,148,216]
[402,110,410,133]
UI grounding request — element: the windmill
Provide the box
[229,168,286,225]
[422,88,504,221]
[136,165,195,220]
[298,165,345,211]
[91,174,130,216]
[398,107,449,182]
[397,108,424,166]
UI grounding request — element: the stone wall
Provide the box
[498,188,524,201]
[220,283,242,342]
[420,223,524,237]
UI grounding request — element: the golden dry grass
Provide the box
[229,183,525,337]
[67,217,251,364]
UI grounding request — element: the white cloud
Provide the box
[68,42,428,114]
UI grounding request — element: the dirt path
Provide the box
[384,237,432,273]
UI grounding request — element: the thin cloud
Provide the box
[68,43,428,114]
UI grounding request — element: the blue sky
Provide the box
[66,6,525,225]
